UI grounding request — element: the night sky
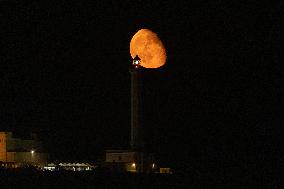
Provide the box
[1,1,282,178]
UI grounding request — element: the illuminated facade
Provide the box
[0,132,48,168]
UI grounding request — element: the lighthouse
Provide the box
[130,55,144,151]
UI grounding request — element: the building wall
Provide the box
[6,133,42,152]
[14,152,47,164]
[6,137,20,151]
[0,132,7,162]
[0,132,48,166]
[105,151,146,172]
[105,150,157,173]
[105,151,137,163]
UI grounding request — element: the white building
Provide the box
[0,132,48,168]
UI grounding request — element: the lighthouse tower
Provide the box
[130,55,144,151]
[104,55,157,173]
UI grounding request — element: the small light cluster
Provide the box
[132,55,141,68]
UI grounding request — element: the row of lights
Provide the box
[131,163,156,169]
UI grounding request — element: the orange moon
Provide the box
[130,29,166,68]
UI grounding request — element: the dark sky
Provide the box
[1,1,283,177]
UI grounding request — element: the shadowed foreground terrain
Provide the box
[0,168,281,188]
[0,169,180,188]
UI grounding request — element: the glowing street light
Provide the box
[131,163,136,168]
[30,150,35,164]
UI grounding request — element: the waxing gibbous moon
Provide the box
[130,29,166,68]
